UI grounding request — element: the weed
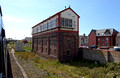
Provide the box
[15,52,120,78]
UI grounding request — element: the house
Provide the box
[88,28,118,47]
[116,32,120,46]
[79,34,88,47]
[32,6,80,61]
[25,37,32,42]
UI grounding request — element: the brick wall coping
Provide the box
[81,48,120,53]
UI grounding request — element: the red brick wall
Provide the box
[59,31,78,61]
[116,36,120,46]
[88,31,118,47]
[32,31,79,61]
[97,36,111,46]
[88,31,96,46]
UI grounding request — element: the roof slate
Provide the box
[91,28,118,36]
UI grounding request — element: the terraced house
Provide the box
[88,28,118,47]
[32,6,80,61]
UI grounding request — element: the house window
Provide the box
[98,38,100,41]
[106,43,109,46]
[48,22,51,29]
[93,39,94,41]
[67,40,71,45]
[67,50,71,55]
[54,49,57,54]
[98,43,100,46]
[48,18,58,29]
[102,38,104,41]
[61,18,72,27]
[35,27,38,33]
[102,43,104,46]
[98,33,100,36]
[106,38,109,41]
[38,26,40,32]
[41,24,43,31]
[102,33,104,35]
[43,23,47,31]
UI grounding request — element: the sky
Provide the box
[0,0,120,40]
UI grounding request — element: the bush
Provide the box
[28,41,32,45]
[24,46,32,52]
[9,41,15,44]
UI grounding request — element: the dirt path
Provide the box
[9,49,25,78]
[11,49,28,78]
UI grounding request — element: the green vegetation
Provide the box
[15,52,120,78]
[9,41,15,51]
[28,41,32,45]
[24,46,32,52]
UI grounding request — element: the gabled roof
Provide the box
[90,28,118,37]
[88,29,96,36]
[32,6,80,28]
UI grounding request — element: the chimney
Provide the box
[69,5,70,8]
[65,6,66,9]
[83,33,85,36]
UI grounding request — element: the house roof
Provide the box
[32,6,80,28]
[91,28,118,36]
[117,32,120,36]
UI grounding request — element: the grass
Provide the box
[24,46,32,52]
[15,52,120,78]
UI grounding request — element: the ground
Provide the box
[8,43,120,78]
[14,52,120,78]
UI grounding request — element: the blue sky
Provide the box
[0,0,120,39]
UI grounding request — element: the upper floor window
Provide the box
[43,23,47,31]
[61,18,72,27]
[41,25,43,31]
[34,27,38,33]
[102,38,104,41]
[33,17,58,34]
[98,38,100,41]
[106,38,109,41]
[106,43,109,46]
[38,26,40,32]
[102,43,104,46]
[48,18,58,29]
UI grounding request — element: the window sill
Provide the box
[60,26,74,29]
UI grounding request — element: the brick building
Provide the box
[116,32,120,46]
[32,7,80,61]
[88,28,118,47]
[79,34,88,47]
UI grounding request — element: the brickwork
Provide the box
[32,31,78,61]
[89,29,118,46]
[79,48,120,64]
[32,7,79,61]
[116,36,120,46]
[88,31,96,46]
[59,32,78,61]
